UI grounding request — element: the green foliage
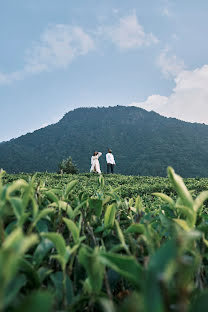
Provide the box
[58,157,78,174]
[2,106,208,177]
[78,246,105,294]
[1,168,208,311]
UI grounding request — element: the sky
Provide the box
[1,0,208,142]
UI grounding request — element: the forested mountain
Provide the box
[1,106,208,177]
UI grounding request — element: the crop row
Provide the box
[1,169,208,311]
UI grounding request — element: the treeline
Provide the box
[1,106,208,177]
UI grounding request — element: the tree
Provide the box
[58,157,78,174]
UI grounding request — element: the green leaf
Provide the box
[99,252,143,288]
[66,204,74,219]
[22,183,34,210]
[203,237,208,247]
[99,299,116,312]
[3,228,38,254]
[0,169,6,179]
[63,218,80,244]
[144,273,164,312]
[19,234,39,254]
[4,274,27,309]
[51,255,66,270]
[64,180,78,198]
[144,241,178,312]
[31,197,39,219]
[78,246,105,293]
[159,213,173,229]
[19,258,40,288]
[102,196,112,206]
[104,204,116,228]
[41,233,66,257]
[115,220,126,247]
[33,238,54,267]
[135,195,143,213]
[50,271,74,305]
[57,200,68,211]
[167,167,193,209]
[175,204,196,227]
[117,292,143,312]
[148,239,177,277]
[35,220,48,233]
[88,198,103,217]
[98,175,105,188]
[37,267,53,283]
[45,191,59,204]
[33,208,54,226]
[73,200,87,218]
[14,291,53,312]
[152,192,174,205]
[189,291,208,312]
[125,223,145,234]
[194,191,208,212]
[9,197,24,219]
[0,229,38,289]
[173,218,191,231]
[6,180,28,198]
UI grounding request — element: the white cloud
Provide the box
[162,7,171,17]
[0,73,10,84]
[113,8,119,14]
[101,12,158,50]
[40,114,62,129]
[130,64,208,124]
[40,123,50,128]
[0,71,24,84]
[172,33,179,40]
[25,25,94,73]
[0,24,94,84]
[130,95,168,111]
[0,16,158,85]
[160,0,173,17]
[157,47,185,78]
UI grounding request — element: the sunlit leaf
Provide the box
[167,167,193,209]
[63,218,80,244]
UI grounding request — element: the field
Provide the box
[4,172,208,200]
[1,169,208,311]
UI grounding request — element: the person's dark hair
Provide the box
[93,151,98,156]
[108,149,112,153]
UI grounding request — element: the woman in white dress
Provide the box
[90,151,102,174]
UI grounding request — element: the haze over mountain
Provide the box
[1,106,208,177]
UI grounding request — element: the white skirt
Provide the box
[90,157,101,174]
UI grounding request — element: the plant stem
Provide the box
[104,270,113,300]
[63,267,67,309]
[0,219,4,245]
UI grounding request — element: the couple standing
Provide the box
[90,149,116,174]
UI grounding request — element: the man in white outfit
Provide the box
[106,149,116,174]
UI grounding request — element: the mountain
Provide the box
[1,106,208,177]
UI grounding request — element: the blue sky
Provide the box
[1,0,208,142]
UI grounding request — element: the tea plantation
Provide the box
[1,169,208,311]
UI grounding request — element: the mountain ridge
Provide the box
[1,105,208,177]
[3,105,208,145]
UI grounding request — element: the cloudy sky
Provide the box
[1,0,208,142]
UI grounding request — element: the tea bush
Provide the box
[1,169,208,311]
[57,157,78,174]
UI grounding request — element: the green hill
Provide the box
[1,106,208,176]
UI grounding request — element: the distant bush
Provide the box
[58,157,78,174]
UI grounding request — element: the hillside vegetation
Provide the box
[3,172,208,200]
[1,169,208,311]
[1,106,208,176]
